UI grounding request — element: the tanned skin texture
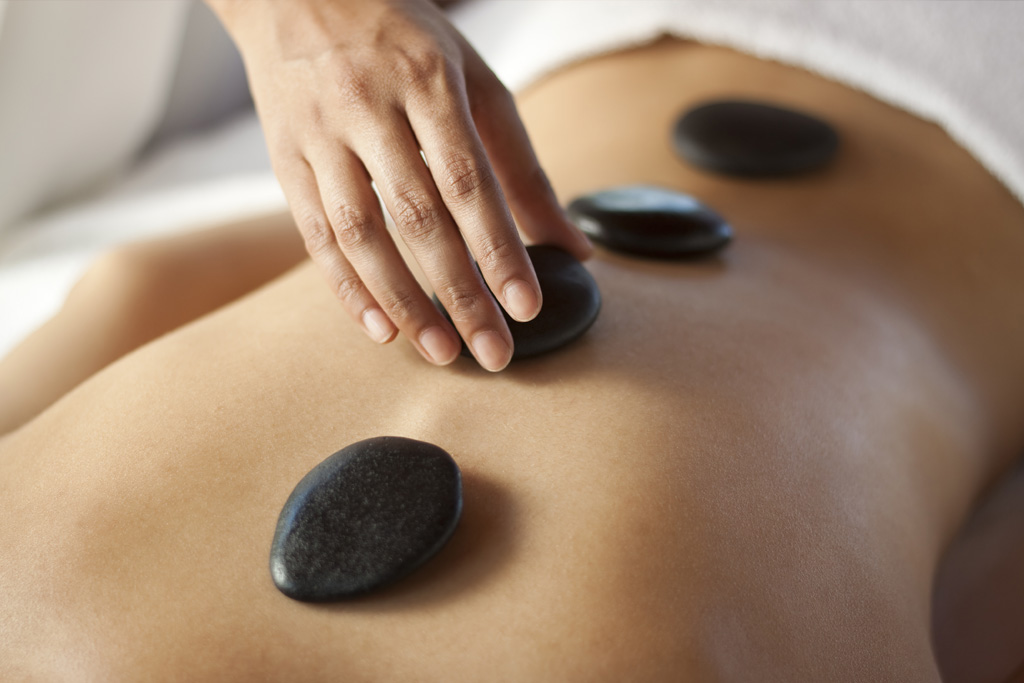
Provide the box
[1,39,1023,682]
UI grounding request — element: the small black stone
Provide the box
[434,244,601,361]
[567,185,732,258]
[270,436,462,602]
[673,99,839,176]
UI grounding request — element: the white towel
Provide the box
[450,0,1024,208]
[0,0,191,232]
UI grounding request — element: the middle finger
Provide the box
[408,84,543,326]
[308,146,460,367]
[355,118,515,372]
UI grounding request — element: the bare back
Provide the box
[3,40,1024,682]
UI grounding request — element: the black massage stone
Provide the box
[673,99,839,176]
[567,185,732,258]
[270,436,462,602]
[435,244,601,361]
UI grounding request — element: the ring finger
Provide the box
[274,155,401,346]
[309,147,462,366]
[355,120,515,372]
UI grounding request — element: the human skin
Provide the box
[204,0,591,372]
[2,39,1024,681]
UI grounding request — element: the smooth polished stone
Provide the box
[567,185,732,258]
[434,245,601,361]
[270,436,462,602]
[673,99,839,176]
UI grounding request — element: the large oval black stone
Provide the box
[673,99,839,176]
[435,244,601,361]
[567,185,731,258]
[270,436,462,602]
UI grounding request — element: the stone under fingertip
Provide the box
[433,245,601,363]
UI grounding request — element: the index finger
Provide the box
[408,88,543,325]
[467,65,593,261]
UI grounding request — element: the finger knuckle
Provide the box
[438,283,484,320]
[392,188,440,242]
[475,237,518,273]
[300,214,335,256]
[439,152,492,202]
[395,42,447,86]
[331,205,378,252]
[332,272,365,304]
[379,289,419,322]
[336,70,375,109]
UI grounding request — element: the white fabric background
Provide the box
[0,0,189,233]
[451,0,1024,209]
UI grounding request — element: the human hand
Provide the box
[207,0,592,371]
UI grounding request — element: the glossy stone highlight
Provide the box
[567,185,732,258]
[270,436,462,602]
[673,99,839,176]
[435,244,601,361]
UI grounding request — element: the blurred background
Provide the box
[0,0,279,357]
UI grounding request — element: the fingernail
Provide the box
[471,330,512,372]
[363,309,396,344]
[503,279,541,322]
[419,326,459,365]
